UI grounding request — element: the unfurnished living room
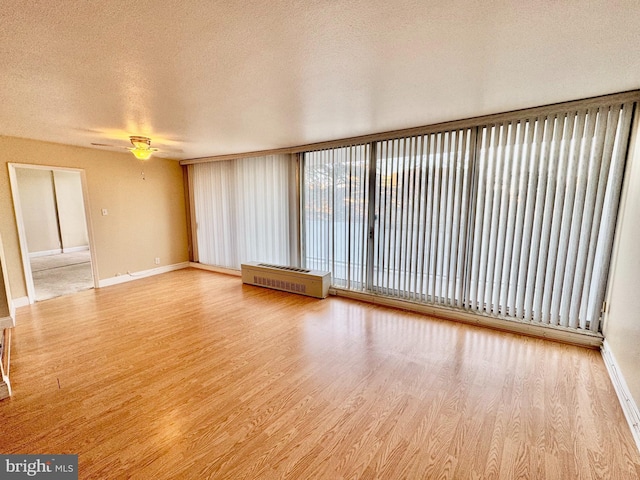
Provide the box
[1,1,640,479]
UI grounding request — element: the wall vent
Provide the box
[241,261,330,299]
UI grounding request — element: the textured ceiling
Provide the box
[1,0,640,160]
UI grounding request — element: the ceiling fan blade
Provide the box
[91,137,183,156]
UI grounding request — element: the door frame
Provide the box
[8,163,99,304]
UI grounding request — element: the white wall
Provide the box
[53,170,89,250]
[605,112,640,409]
[14,167,89,255]
[15,168,60,254]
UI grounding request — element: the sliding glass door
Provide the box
[302,145,370,290]
[302,100,635,333]
[372,130,474,305]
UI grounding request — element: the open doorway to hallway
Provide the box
[9,164,98,302]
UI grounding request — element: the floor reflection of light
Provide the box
[297,295,559,406]
[154,407,187,449]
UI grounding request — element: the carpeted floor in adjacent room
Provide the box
[30,251,93,301]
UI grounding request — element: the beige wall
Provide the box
[604,113,640,408]
[0,236,10,319]
[53,170,89,249]
[15,168,60,254]
[0,135,189,299]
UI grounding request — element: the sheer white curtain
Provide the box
[190,154,293,269]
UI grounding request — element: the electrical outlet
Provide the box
[154,257,160,265]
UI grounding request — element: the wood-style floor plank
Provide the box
[0,268,639,479]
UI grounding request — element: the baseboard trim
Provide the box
[12,297,29,310]
[62,245,89,253]
[0,377,11,400]
[28,249,62,258]
[29,247,89,258]
[98,262,190,288]
[601,339,640,454]
[189,262,241,277]
[0,316,15,329]
[330,288,603,349]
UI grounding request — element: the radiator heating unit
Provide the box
[241,262,331,299]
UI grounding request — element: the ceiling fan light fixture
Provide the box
[128,136,157,160]
[130,147,154,160]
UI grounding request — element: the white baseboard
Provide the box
[0,376,11,400]
[12,297,29,309]
[29,247,89,257]
[189,262,241,277]
[29,249,62,258]
[0,315,15,329]
[98,262,190,288]
[601,339,640,454]
[62,245,89,253]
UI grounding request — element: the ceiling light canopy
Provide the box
[129,136,157,160]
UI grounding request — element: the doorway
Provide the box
[8,164,98,303]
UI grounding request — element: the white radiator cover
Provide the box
[241,262,331,299]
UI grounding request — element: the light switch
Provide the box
[101,208,108,216]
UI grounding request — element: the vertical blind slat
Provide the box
[509,117,535,317]
[417,135,429,300]
[449,130,465,304]
[401,138,411,297]
[441,132,453,302]
[430,134,442,300]
[468,128,487,310]
[424,135,434,300]
[408,137,420,300]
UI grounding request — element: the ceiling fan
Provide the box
[91,136,175,160]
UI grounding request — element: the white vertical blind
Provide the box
[301,100,635,333]
[302,145,369,289]
[463,103,634,330]
[373,130,474,303]
[190,154,293,269]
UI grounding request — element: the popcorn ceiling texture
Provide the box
[0,0,639,160]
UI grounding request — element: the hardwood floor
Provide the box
[1,268,639,479]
